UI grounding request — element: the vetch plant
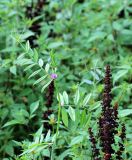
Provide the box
[0,1,132,159]
[89,65,126,160]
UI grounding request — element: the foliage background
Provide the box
[0,0,132,159]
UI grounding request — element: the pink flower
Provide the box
[50,73,57,79]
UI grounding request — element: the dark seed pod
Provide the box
[43,81,55,130]
[88,128,100,160]
[120,124,126,141]
[46,81,55,108]
[104,153,111,160]
[99,65,116,158]
[89,65,126,159]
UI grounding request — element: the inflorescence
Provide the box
[88,128,100,160]
[43,80,55,131]
[88,65,126,160]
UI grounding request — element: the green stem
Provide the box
[56,102,61,137]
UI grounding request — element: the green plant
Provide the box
[0,0,132,159]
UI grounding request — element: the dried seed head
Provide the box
[99,65,116,158]
[46,81,55,108]
[90,65,126,159]
[88,128,100,160]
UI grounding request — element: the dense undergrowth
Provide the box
[0,0,132,159]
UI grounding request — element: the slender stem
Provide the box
[56,102,61,137]
[51,80,62,160]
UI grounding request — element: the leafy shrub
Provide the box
[0,0,131,159]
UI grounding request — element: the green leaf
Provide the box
[25,40,30,52]
[107,34,114,42]
[85,113,91,128]
[82,93,91,107]
[48,42,64,49]
[45,130,51,142]
[38,58,44,67]
[33,49,39,62]
[5,142,14,157]
[21,59,33,66]
[63,91,69,105]
[81,79,94,85]
[90,71,99,80]
[61,108,68,127]
[3,120,22,127]
[33,75,48,85]
[69,135,83,146]
[58,93,64,106]
[58,149,71,160]
[42,149,50,157]
[113,70,128,83]
[35,125,43,137]
[45,63,50,73]
[80,109,86,126]
[12,140,22,146]
[90,101,101,111]
[68,106,75,121]
[113,21,122,31]
[28,69,41,79]
[21,31,34,40]
[17,53,25,60]
[10,66,16,75]
[88,31,106,42]
[24,63,36,71]
[30,100,39,115]
[119,109,132,117]
[41,80,52,92]
[74,88,80,105]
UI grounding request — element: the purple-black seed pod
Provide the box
[88,128,100,160]
[99,65,117,158]
[46,81,55,108]
[120,124,126,141]
[43,81,55,131]
[89,65,126,159]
